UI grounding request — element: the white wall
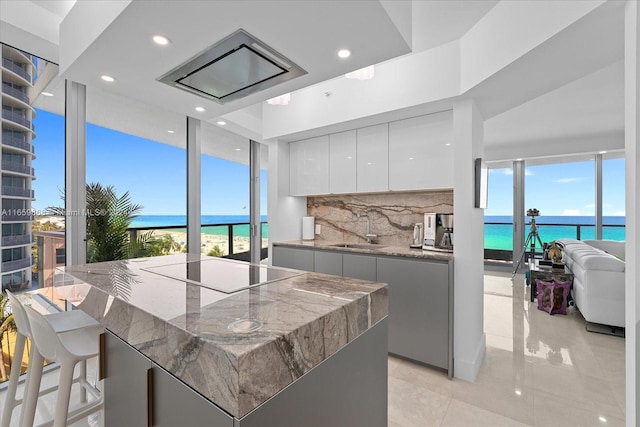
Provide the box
[624,1,639,425]
[460,0,606,92]
[262,40,461,140]
[452,99,486,381]
[266,140,307,265]
[59,0,132,75]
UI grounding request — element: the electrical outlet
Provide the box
[315,224,321,235]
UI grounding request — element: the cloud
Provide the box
[553,177,585,184]
[524,169,533,176]
[489,169,513,175]
[563,209,581,216]
[613,211,626,216]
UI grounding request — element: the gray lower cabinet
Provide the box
[377,257,450,370]
[103,331,150,426]
[272,245,453,375]
[272,246,314,271]
[342,253,377,281]
[103,331,233,427]
[152,363,233,427]
[314,250,343,276]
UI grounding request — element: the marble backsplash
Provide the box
[307,190,453,247]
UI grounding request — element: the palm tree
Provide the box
[149,234,182,256]
[207,245,224,257]
[0,293,16,382]
[49,183,152,263]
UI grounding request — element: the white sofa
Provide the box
[555,239,625,328]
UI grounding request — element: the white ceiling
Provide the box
[59,0,411,120]
[411,0,499,52]
[4,0,626,163]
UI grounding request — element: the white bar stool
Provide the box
[23,305,104,427]
[0,291,101,427]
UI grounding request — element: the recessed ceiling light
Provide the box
[195,106,205,112]
[101,75,116,83]
[235,148,241,151]
[167,130,175,134]
[347,156,353,160]
[514,389,522,396]
[337,49,351,59]
[217,120,227,126]
[409,157,414,160]
[41,92,54,97]
[598,416,607,423]
[445,143,451,146]
[153,35,171,45]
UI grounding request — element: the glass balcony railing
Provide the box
[1,212,34,222]
[2,161,34,176]
[1,133,30,152]
[1,186,34,198]
[1,234,33,247]
[484,221,625,260]
[1,256,33,273]
[2,110,31,129]
[2,83,29,104]
[128,221,269,261]
[2,58,31,82]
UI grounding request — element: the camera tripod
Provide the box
[511,217,544,279]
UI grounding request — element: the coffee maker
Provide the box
[438,214,454,249]
[422,213,437,249]
[422,213,454,250]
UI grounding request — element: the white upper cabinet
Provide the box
[389,112,453,190]
[289,135,329,196]
[357,124,389,193]
[329,130,357,194]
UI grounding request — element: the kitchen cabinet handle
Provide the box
[98,333,106,380]
[147,368,154,427]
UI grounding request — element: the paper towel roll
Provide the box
[302,216,315,240]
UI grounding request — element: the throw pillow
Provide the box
[551,279,572,315]
[536,279,555,314]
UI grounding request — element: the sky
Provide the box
[486,159,626,217]
[32,109,267,216]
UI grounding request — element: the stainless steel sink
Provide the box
[329,243,387,250]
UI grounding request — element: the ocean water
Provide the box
[130,215,268,238]
[484,216,625,250]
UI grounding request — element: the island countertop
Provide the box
[54,254,388,418]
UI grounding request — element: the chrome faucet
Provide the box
[365,216,378,244]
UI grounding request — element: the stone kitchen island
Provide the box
[53,254,388,427]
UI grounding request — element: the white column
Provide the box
[512,160,525,270]
[266,140,307,266]
[186,117,201,254]
[625,1,639,425]
[595,153,603,240]
[250,140,261,264]
[452,99,485,381]
[64,80,86,266]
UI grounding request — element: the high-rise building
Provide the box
[1,44,36,292]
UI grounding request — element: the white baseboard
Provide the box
[454,333,486,382]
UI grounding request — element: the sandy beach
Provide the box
[137,229,267,256]
[35,216,266,256]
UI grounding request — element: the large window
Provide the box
[86,86,187,262]
[602,154,625,240]
[201,123,250,259]
[485,164,514,251]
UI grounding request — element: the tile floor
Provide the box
[0,270,626,426]
[389,269,625,426]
